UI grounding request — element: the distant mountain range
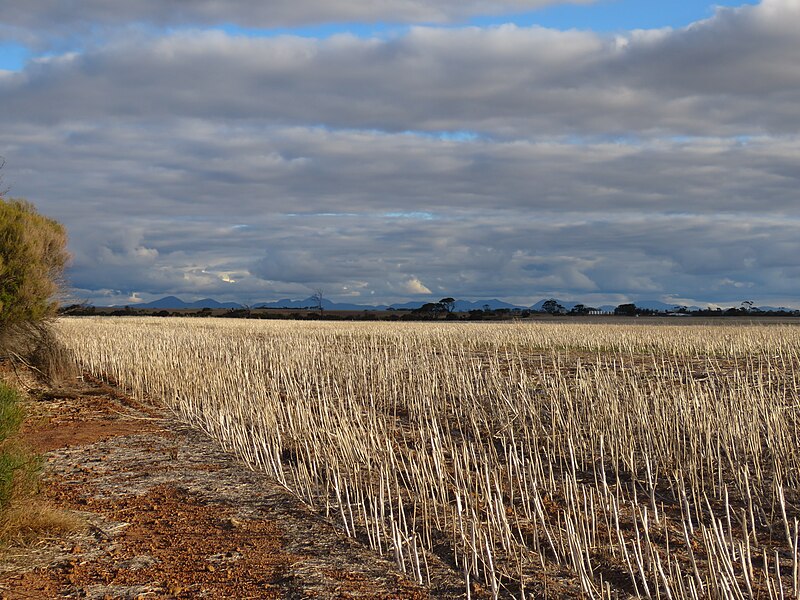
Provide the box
[128,296,389,311]
[125,296,539,311]
[131,296,244,310]
[254,298,387,311]
[117,295,740,312]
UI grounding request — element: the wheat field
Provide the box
[57,317,800,599]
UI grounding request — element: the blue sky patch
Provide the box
[0,43,29,71]
[470,0,758,32]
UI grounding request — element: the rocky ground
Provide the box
[0,365,465,599]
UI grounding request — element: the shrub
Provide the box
[0,383,33,510]
[0,382,81,544]
[0,198,69,328]
[0,198,75,383]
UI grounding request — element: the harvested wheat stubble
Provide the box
[57,317,800,599]
[0,365,441,599]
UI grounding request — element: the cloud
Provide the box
[3,3,800,137]
[3,1,800,307]
[4,117,798,306]
[0,0,595,37]
[400,277,433,295]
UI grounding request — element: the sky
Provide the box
[1,0,799,308]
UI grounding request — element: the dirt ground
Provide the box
[0,365,464,599]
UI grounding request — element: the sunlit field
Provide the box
[57,318,800,599]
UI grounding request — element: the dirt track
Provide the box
[0,367,463,599]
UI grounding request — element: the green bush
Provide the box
[0,383,36,511]
[0,198,69,327]
[0,384,23,442]
[0,447,36,511]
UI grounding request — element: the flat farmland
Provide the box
[57,318,800,599]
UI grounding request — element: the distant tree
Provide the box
[424,302,445,314]
[614,303,638,316]
[59,303,95,316]
[740,300,755,312]
[570,304,595,315]
[413,302,448,319]
[542,299,565,314]
[311,288,325,315]
[439,297,456,313]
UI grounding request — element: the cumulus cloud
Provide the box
[3,2,800,137]
[400,277,433,295]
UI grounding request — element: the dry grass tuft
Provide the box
[0,322,78,387]
[0,498,84,546]
[28,325,79,386]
